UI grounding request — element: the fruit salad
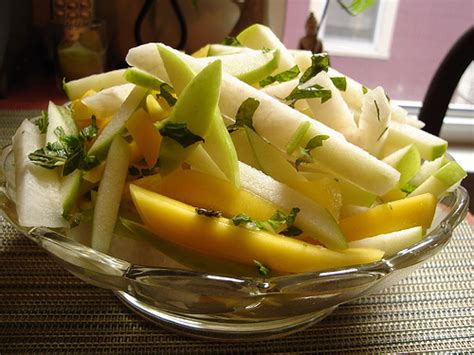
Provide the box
[12,24,467,275]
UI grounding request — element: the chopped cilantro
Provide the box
[221,36,241,46]
[385,93,391,102]
[285,84,332,107]
[376,126,389,142]
[362,86,368,94]
[80,115,98,141]
[374,100,381,121]
[158,83,177,107]
[299,53,330,84]
[195,207,223,218]
[28,121,100,176]
[254,260,270,276]
[259,65,300,87]
[231,208,302,236]
[159,122,204,148]
[330,77,347,91]
[35,111,49,134]
[295,135,330,169]
[227,97,260,133]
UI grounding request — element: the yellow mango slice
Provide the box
[130,184,384,273]
[339,193,437,241]
[146,94,170,122]
[133,168,277,221]
[125,108,161,167]
[71,89,96,126]
[128,140,143,163]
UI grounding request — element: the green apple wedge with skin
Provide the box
[63,69,128,100]
[156,44,400,195]
[81,84,134,118]
[88,85,148,161]
[158,44,239,186]
[12,119,67,228]
[91,135,131,253]
[382,121,447,161]
[196,48,280,85]
[244,126,346,249]
[348,226,423,256]
[408,161,467,199]
[409,155,446,187]
[207,44,246,56]
[125,43,170,82]
[157,58,224,177]
[236,24,296,72]
[124,67,165,91]
[383,144,421,187]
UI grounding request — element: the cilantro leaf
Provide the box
[80,115,98,141]
[158,83,177,107]
[254,260,270,276]
[227,97,260,133]
[330,77,347,91]
[362,86,368,94]
[159,122,204,148]
[400,183,416,194]
[231,208,302,236]
[299,53,330,84]
[376,126,389,142]
[374,100,381,121]
[195,208,223,218]
[295,135,330,169]
[28,123,100,176]
[221,36,241,46]
[35,111,49,134]
[259,65,301,87]
[285,84,332,107]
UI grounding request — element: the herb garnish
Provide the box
[259,65,300,87]
[400,183,416,194]
[221,36,241,46]
[159,122,204,148]
[231,208,302,236]
[35,111,49,134]
[195,208,223,218]
[295,135,330,169]
[28,118,99,176]
[330,77,347,91]
[362,86,368,94]
[158,83,177,107]
[376,126,389,142]
[254,260,270,276]
[299,53,330,84]
[374,100,381,121]
[285,84,332,107]
[227,97,260,133]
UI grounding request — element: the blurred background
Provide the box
[0,0,472,205]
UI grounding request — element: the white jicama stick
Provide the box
[91,135,131,253]
[353,86,391,156]
[302,71,357,137]
[82,83,135,118]
[327,67,365,112]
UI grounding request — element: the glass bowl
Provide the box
[0,143,469,341]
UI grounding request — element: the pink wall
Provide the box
[283,0,473,101]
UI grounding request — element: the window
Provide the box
[310,0,399,59]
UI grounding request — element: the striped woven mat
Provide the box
[1,110,472,353]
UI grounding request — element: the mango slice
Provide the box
[129,184,384,273]
[339,193,437,241]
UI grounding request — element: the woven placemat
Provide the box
[1,110,472,353]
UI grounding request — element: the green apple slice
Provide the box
[81,83,134,119]
[125,43,170,82]
[409,155,446,187]
[409,160,467,198]
[382,121,447,161]
[158,44,239,186]
[207,44,246,56]
[12,119,67,228]
[61,169,82,220]
[236,24,296,71]
[185,145,227,181]
[88,85,148,160]
[244,127,345,249]
[91,135,131,253]
[124,67,165,90]
[348,226,423,256]
[383,144,421,187]
[196,48,280,85]
[63,69,127,100]
[46,101,78,143]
